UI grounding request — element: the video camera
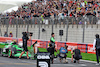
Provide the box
[29,32,33,36]
[22,32,33,36]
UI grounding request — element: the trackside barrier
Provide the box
[0,37,95,54]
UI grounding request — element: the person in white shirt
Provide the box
[93,34,100,65]
[81,1,85,7]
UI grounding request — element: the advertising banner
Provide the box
[0,37,96,54]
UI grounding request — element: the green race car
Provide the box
[0,41,37,59]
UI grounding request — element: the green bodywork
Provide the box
[1,42,32,58]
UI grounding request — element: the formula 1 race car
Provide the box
[0,41,38,59]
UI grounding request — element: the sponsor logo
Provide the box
[39,62,48,67]
[37,55,50,59]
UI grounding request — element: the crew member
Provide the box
[50,33,56,48]
[93,34,100,65]
[8,40,17,58]
[19,32,31,59]
[48,33,56,63]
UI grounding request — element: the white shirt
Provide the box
[81,2,85,7]
[93,39,96,50]
[64,3,66,7]
[58,13,62,19]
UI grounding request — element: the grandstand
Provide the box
[0,0,100,21]
[0,0,100,43]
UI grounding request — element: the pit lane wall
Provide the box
[0,37,95,54]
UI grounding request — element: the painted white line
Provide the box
[52,64,87,67]
[54,59,56,60]
[67,58,96,63]
[52,64,74,66]
[20,60,36,64]
[79,64,87,66]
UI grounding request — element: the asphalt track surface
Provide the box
[0,56,100,67]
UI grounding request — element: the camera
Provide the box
[29,32,33,36]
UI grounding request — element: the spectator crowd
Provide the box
[0,0,100,24]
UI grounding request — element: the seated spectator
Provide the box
[71,46,82,63]
[9,31,13,37]
[59,45,68,63]
[4,32,8,37]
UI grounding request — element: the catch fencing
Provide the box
[0,37,95,54]
[0,16,100,43]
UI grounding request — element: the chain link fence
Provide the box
[0,16,100,43]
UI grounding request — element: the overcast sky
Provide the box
[0,0,33,13]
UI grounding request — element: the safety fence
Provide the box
[0,16,99,25]
[0,16,100,43]
[0,37,95,54]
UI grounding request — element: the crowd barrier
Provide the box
[0,37,95,54]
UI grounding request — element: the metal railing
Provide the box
[0,16,99,43]
[0,16,99,25]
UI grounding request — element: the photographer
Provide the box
[59,45,68,63]
[47,44,55,64]
[19,32,32,59]
[71,46,82,63]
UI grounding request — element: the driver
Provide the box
[8,40,17,58]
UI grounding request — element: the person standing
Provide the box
[19,32,31,59]
[93,34,100,65]
[48,33,56,63]
[50,33,55,47]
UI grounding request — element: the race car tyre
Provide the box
[8,51,13,58]
[0,48,1,54]
[0,48,3,56]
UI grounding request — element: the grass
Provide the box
[38,48,98,62]
[0,45,5,48]
[0,45,98,62]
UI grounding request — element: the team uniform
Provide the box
[22,36,29,52]
[93,38,100,64]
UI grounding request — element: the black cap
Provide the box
[51,33,54,36]
[95,34,99,38]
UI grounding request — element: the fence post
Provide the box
[6,17,9,34]
[0,18,2,36]
[82,18,85,43]
[27,19,29,32]
[38,18,40,39]
[82,16,87,43]
[66,18,69,41]
[16,18,18,38]
[52,18,54,33]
